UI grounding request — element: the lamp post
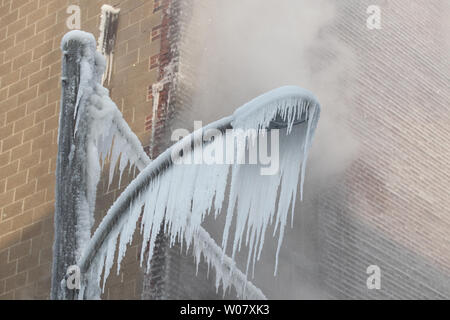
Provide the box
[51,37,84,300]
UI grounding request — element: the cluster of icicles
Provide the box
[67,27,321,302]
[82,91,319,300]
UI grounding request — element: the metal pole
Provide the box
[51,38,85,300]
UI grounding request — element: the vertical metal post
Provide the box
[51,38,85,300]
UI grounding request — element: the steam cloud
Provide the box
[175,0,360,298]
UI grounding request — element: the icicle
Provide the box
[102,227,120,292]
[193,227,266,299]
[116,197,142,274]
[97,5,120,85]
[80,85,320,300]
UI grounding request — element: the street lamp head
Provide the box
[231,86,321,132]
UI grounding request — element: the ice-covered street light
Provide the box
[51,31,320,300]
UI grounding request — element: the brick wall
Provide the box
[0,0,63,299]
[0,0,165,299]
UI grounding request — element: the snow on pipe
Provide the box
[61,31,269,299]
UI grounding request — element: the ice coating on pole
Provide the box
[60,31,148,259]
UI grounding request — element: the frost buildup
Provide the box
[58,30,147,269]
[80,83,320,299]
[63,27,320,302]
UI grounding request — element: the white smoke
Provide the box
[175,0,360,298]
